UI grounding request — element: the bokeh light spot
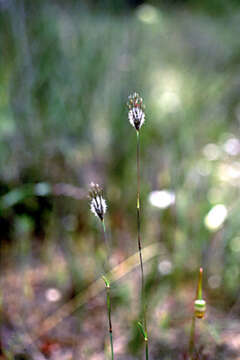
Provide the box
[158,260,172,275]
[45,288,62,302]
[149,190,175,209]
[136,5,159,24]
[204,204,227,231]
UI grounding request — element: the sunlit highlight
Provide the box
[149,190,175,209]
[204,204,227,231]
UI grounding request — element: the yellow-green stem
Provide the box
[197,268,203,300]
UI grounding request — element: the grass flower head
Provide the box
[127,92,145,131]
[89,182,107,221]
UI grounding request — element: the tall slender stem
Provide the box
[101,219,110,273]
[136,131,148,359]
[145,338,149,360]
[106,283,114,360]
[102,221,114,360]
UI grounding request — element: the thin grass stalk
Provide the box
[137,132,144,302]
[145,338,149,360]
[106,282,114,360]
[188,268,206,359]
[136,130,149,359]
[101,221,114,360]
[101,219,110,270]
[89,183,114,360]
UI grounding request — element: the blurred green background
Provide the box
[1,0,240,359]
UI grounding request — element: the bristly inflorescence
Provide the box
[127,92,145,131]
[89,182,107,221]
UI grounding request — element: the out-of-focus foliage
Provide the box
[1,0,240,358]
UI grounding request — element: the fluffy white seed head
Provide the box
[90,195,107,219]
[89,182,107,221]
[128,107,145,130]
[127,92,145,131]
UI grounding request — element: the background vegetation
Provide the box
[1,0,240,359]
